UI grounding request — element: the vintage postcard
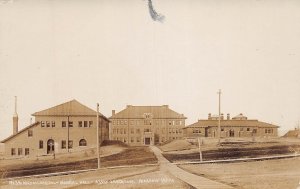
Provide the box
[0,0,300,188]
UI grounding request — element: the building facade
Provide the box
[109,105,187,145]
[1,100,109,158]
[183,113,279,138]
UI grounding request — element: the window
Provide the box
[28,130,33,137]
[46,121,50,127]
[84,121,88,127]
[131,129,134,134]
[136,129,140,133]
[61,140,66,149]
[18,148,22,155]
[41,121,45,127]
[265,129,272,134]
[240,128,244,131]
[39,140,43,149]
[221,128,224,131]
[253,129,257,133]
[62,121,66,127]
[68,140,73,149]
[25,148,29,156]
[131,137,134,143]
[193,130,200,133]
[162,137,165,142]
[169,121,172,125]
[120,129,123,134]
[113,129,116,134]
[79,139,87,146]
[113,121,116,125]
[124,129,126,134]
[247,128,250,131]
[89,121,93,127]
[78,121,83,127]
[68,121,73,127]
[116,129,119,134]
[11,148,16,156]
[51,121,55,127]
[137,137,140,142]
[124,120,127,125]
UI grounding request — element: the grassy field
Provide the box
[160,137,300,162]
[0,145,157,179]
[179,157,300,189]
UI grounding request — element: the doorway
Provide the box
[229,130,235,137]
[145,137,150,145]
[47,139,55,154]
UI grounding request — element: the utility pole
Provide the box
[197,137,203,162]
[218,89,221,145]
[96,103,100,169]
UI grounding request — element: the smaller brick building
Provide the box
[183,113,279,138]
[1,100,109,158]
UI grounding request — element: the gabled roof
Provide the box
[32,100,107,119]
[185,119,279,128]
[110,105,186,119]
[1,122,39,143]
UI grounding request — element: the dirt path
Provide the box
[150,146,234,189]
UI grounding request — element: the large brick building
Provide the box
[1,100,109,158]
[109,105,187,145]
[183,113,279,138]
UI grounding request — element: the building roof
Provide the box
[185,119,279,129]
[32,99,109,120]
[110,105,186,119]
[1,122,40,143]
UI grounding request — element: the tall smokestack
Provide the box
[13,96,18,134]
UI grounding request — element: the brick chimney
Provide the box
[227,113,230,120]
[208,113,211,120]
[13,96,18,135]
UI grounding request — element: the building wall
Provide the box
[4,116,109,158]
[184,126,278,138]
[110,118,185,145]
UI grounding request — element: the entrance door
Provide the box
[47,139,55,154]
[145,137,150,145]
[229,130,234,137]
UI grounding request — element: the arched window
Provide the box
[79,139,87,146]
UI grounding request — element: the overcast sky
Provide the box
[0,0,300,140]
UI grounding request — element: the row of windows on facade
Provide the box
[10,139,87,156]
[193,128,274,134]
[38,139,87,149]
[11,148,30,156]
[112,120,183,126]
[112,128,183,134]
[113,136,180,143]
[40,121,93,128]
